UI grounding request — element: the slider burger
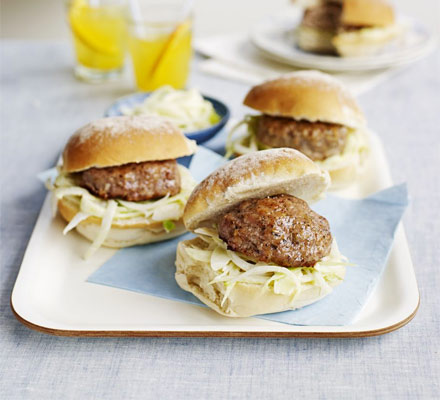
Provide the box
[297,0,401,57]
[48,115,197,258]
[226,70,369,189]
[175,148,349,317]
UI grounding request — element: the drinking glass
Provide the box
[66,0,128,82]
[127,0,193,91]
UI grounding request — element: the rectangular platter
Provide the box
[11,133,419,337]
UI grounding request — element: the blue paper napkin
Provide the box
[87,148,409,326]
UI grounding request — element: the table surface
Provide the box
[1,40,439,399]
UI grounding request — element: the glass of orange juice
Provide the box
[66,0,128,82]
[127,0,193,91]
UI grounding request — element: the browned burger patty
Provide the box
[255,115,348,161]
[78,159,181,202]
[301,2,342,32]
[218,194,332,268]
[301,3,367,33]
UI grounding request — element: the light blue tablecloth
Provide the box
[1,41,439,399]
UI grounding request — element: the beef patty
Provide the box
[78,159,181,202]
[302,1,342,32]
[218,194,332,268]
[256,115,348,161]
[301,1,370,32]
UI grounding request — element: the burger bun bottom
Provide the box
[297,25,400,57]
[76,220,186,248]
[334,24,401,57]
[58,197,186,248]
[175,238,344,318]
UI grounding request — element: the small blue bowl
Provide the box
[104,92,230,144]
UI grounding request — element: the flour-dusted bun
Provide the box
[231,143,366,190]
[243,71,366,129]
[184,148,330,231]
[341,0,395,28]
[58,197,186,247]
[62,115,197,173]
[175,238,345,317]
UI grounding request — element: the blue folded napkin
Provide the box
[87,147,409,326]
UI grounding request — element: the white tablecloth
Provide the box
[1,41,439,399]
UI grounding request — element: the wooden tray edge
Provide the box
[10,296,419,339]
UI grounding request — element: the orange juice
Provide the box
[128,19,192,91]
[68,0,127,74]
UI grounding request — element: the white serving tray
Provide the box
[11,133,419,337]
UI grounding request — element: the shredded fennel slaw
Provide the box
[48,165,196,258]
[121,86,221,132]
[185,227,349,306]
[225,115,368,172]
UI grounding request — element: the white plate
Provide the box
[11,134,419,337]
[251,13,436,72]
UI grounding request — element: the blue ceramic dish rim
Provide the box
[104,92,230,141]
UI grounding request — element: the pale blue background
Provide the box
[1,42,439,399]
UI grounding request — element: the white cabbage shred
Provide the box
[48,165,196,258]
[225,115,368,172]
[121,86,221,132]
[225,115,260,158]
[188,228,350,306]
